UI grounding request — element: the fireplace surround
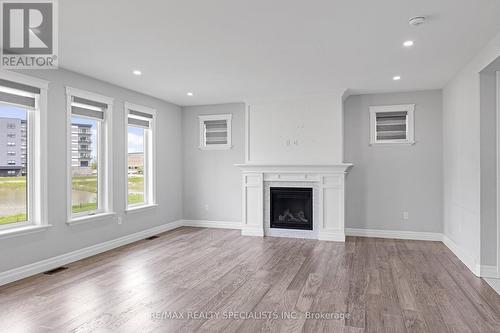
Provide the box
[235,163,352,241]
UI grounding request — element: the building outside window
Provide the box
[0,116,23,178]
[71,123,93,169]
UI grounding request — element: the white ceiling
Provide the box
[60,0,500,106]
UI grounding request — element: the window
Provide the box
[198,114,232,150]
[369,104,415,145]
[66,87,113,221]
[125,102,156,209]
[0,75,47,230]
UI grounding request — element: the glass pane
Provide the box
[0,103,28,225]
[128,126,145,205]
[71,116,98,214]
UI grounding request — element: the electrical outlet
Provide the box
[403,211,409,220]
[204,204,209,211]
[117,215,122,225]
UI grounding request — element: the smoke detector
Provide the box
[409,16,426,26]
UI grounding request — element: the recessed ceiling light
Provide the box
[133,70,142,76]
[403,40,414,47]
[187,92,194,96]
[393,76,401,81]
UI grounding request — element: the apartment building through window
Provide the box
[0,117,26,176]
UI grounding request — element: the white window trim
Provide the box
[369,104,415,146]
[124,102,157,212]
[0,70,49,236]
[198,114,232,150]
[65,87,114,225]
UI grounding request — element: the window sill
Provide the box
[0,224,52,240]
[198,145,233,151]
[369,141,416,146]
[125,203,158,214]
[67,212,116,226]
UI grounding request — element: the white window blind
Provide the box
[199,114,232,150]
[204,119,228,145]
[376,111,407,140]
[0,78,40,109]
[369,104,415,145]
[128,109,152,128]
[71,96,107,120]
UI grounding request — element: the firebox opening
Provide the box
[270,187,313,230]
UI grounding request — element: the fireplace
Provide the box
[270,187,313,230]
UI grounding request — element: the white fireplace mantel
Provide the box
[235,163,352,242]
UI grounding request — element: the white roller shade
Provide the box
[71,96,106,120]
[0,78,40,109]
[128,109,152,128]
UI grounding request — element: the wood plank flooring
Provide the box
[0,227,499,332]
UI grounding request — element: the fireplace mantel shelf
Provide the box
[234,163,353,173]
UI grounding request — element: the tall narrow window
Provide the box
[67,88,113,221]
[0,75,47,229]
[125,103,156,209]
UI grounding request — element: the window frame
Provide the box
[66,87,114,224]
[198,114,232,150]
[369,104,415,145]
[124,102,157,212]
[0,70,49,234]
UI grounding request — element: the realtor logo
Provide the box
[1,0,58,68]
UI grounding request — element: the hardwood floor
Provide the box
[0,227,499,332]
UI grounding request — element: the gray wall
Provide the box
[344,90,443,233]
[182,103,245,222]
[0,69,183,273]
[442,31,500,272]
[480,60,499,267]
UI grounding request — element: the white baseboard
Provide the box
[0,220,184,287]
[442,234,480,277]
[318,231,346,242]
[241,227,265,237]
[481,265,499,278]
[181,219,243,230]
[345,228,442,241]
